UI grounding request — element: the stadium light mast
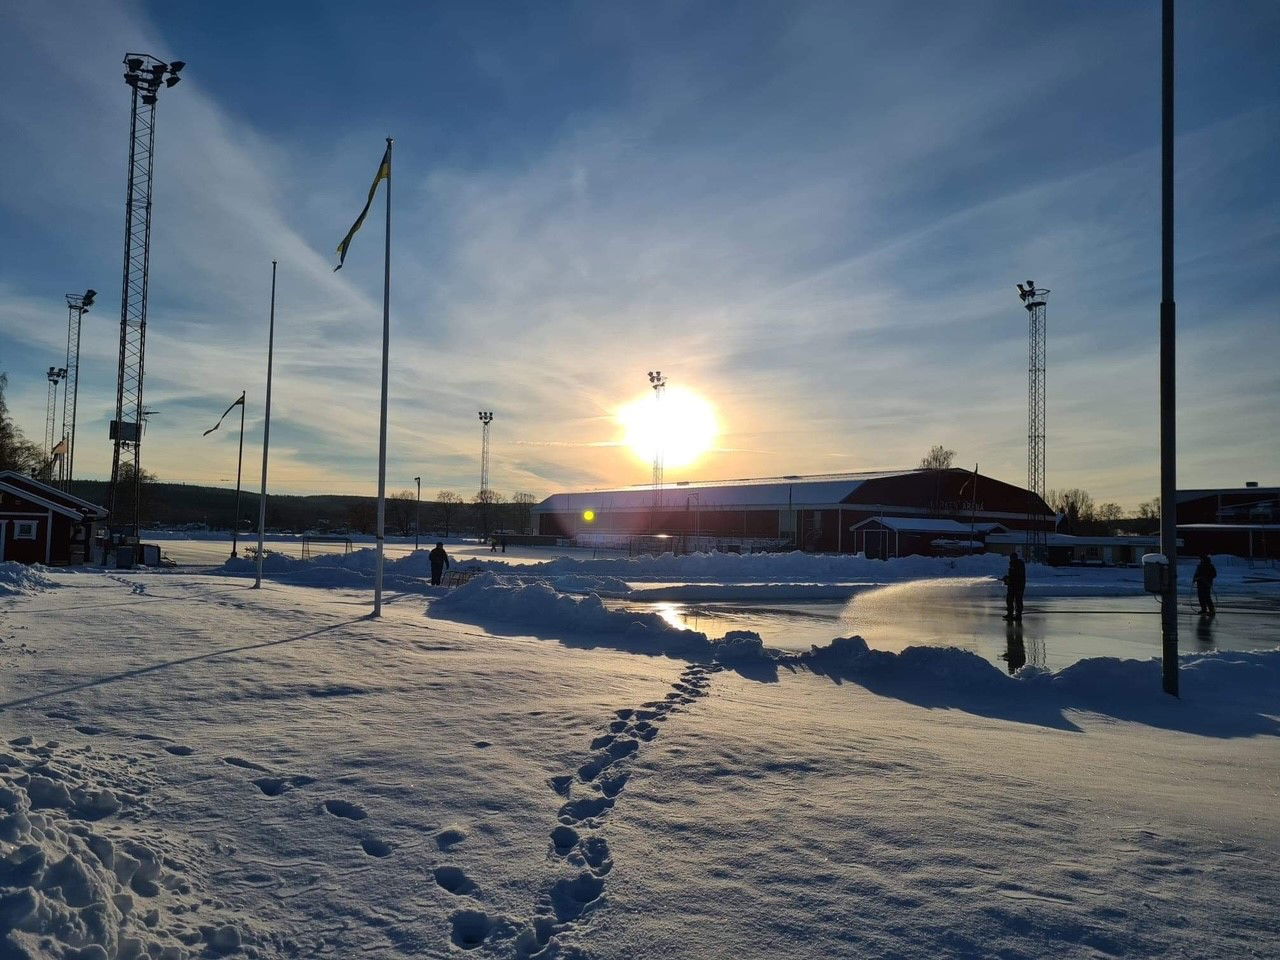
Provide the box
[478,411,493,537]
[108,53,185,540]
[61,288,96,492]
[648,370,667,526]
[1015,282,1049,561]
[44,366,67,481]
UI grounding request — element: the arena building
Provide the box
[533,468,1055,556]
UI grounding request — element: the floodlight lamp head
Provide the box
[165,75,181,88]
[168,60,186,73]
[126,57,144,71]
[83,289,97,307]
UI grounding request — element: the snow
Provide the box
[0,563,58,598]
[2,566,1277,958]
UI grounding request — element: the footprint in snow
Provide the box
[253,775,315,797]
[322,798,367,820]
[449,909,494,951]
[436,827,467,850]
[164,744,195,756]
[434,865,476,895]
[74,725,104,736]
[223,756,270,772]
[361,837,394,858]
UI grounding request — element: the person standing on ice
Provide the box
[1192,554,1217,616]
[429,542,450,586]
[1001,551,1026,622]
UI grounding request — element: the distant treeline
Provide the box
[69,480,538,537]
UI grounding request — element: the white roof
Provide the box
[850,516,977,534]
[535,470,918,512]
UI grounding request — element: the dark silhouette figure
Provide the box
[1002,551,1026,622]
[429,542,450,586]
[500,535,507,554]
[1002,622,1027,675]
[1192,554,1217,616]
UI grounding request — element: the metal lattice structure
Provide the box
[45,367,66,480]
[61,290,95,491]
[648,371,666,515]
[108,54,184,535]
[1016,282,1049,559]
[478,411,494,534]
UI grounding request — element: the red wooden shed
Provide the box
[0,470,109,565]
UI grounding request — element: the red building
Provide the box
[1177,483,1278,560]
[534,469,1054,555]
[0,471,109,565]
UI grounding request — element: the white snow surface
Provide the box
[0,563,58,598]
[2,568,1277,959]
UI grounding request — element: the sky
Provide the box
[0,0,1276,508]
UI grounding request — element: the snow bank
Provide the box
[0,742,248,959]
[218,549,438,594]
[428,574,768,663]
[0,562,57,598]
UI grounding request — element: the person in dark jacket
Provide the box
[1192,554,1217,616]
[1001,551,1027,622]
[429,542,450,586]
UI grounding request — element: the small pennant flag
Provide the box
[203,392,246,436]
[335,144,391,271]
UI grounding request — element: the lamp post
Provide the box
[647,371,667,531]
[414,475,422,550]
[44,367,67,481]
[1159,0,1179,696]
[478,411,493,537]
[61,288,95,492]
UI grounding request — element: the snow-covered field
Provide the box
[2,562,1278,959]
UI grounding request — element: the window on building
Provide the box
[14,520,37,540]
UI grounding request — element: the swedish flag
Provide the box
[334,145,391,271]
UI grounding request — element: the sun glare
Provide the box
[618,386,719,470]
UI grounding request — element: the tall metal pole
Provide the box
[61,291,94,492]
[1159,0,1179,696]
[108,55,184,540]
[44,368,65,480]
[648,371,667,530]
[478,411,493,538]
[231,391,246,558]
[254,262,277,589]
[1016,283,1049,560]
[372,137,394,618]
[414,475,421,550]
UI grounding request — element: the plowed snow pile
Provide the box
[0,563,57,598]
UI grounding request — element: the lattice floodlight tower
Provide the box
[108,53,184,537]
[647,370,666,515]
[478,411,494,534]
[61,289,96,491]
[44,366,67,481]
[1016,281,1049,560]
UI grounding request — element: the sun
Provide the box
[618,386,719,470]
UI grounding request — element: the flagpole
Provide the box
[373,137,393,617]
[254,261,277,589]
[231,391,246,558]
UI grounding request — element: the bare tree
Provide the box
[1096,502,1124,526]
[1048,488,1096,534]
[434,491,464,537]
[1137,498,1161,520]
[919,445,956,470]
[387,490,416,535]
[511,492,538,535]
[0,373,43,474]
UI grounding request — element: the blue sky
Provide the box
[1,0,1276,506]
